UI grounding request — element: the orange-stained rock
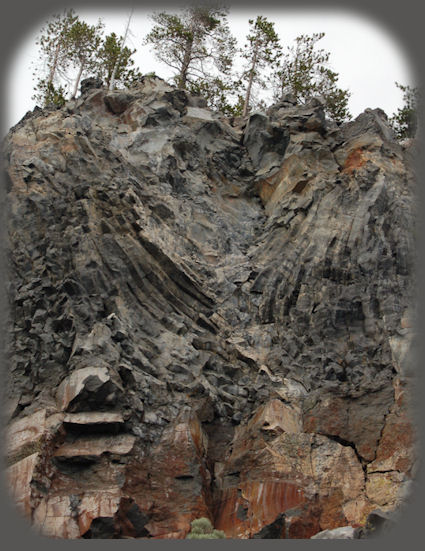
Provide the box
[257,178,279,205]
[211,399,368,538]
[342,147,367,173]
[256,154,311,211]
[303,386,394,461]
[318,488,347,531]
[4,394,415,539]
[53,434,135,459]
[334,133,383,168]
[6,453,40,519]
[359,371,417,515]
[78,489,122,535]
[246,398,302,435]
[310,436,365,502]
[284,504,322,539]
[122,409,211,539]
[33,495,80,538]
[368,411,415,475]
[214,480,305,538]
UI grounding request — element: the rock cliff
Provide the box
[3,76,418,538]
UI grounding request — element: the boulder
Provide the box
[311,526,359,539]
[80,77,103,95]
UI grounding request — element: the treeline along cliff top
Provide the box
[2,3,420,541]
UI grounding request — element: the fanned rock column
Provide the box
[3,76,417,538]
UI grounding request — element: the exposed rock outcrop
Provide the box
[3,76,418,538]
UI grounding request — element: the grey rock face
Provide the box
[310,526,359,539]
[3,75,417,539]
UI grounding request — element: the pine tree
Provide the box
[273,33,351,123]
[145,4,237,104]
[32,9,78,106]
[97,33,142,90]
[240,16,282,117]
[389,82,419,139]
[67,19,105,98]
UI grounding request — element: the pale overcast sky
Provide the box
[5,6,414,132]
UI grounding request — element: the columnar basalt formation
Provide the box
[3,76,418,538]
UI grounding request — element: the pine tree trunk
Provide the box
[72,62,85,99]
[242,44,259,117]
[179,38,193,89]
[242,71,254,117]
[109,8,133,91]
[47,42,61,87]
[178,16,196,90]
[109,55,119,91]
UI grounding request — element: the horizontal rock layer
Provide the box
[3,76,418,538]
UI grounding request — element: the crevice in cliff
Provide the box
[4,78,416,539]
[320,432,367,472]
[366,468,402,474]
[360,382,395,468]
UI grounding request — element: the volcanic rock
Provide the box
[310,525,360,539]
[3,75,417,538]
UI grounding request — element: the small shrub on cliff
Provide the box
[186,517,226,539]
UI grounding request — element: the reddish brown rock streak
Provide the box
[3,78,417,538]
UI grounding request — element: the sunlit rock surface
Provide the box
[3,76,418,538]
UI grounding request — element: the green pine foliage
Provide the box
[32,11,142,106]
[389,82,419,139]
[145,5,237,109]
[33,79,67,107]
[97,32,142,89]
[240,16,282,116]
[67,19,105,98]
[32,11,104,103]
[186,517,226,539]
[188,76,243,116]
[31,9,78,106]
[30,9,356,123]
[273,33,351,123]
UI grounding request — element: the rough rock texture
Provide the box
[310,525,360,539]
[3,76,418,538]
